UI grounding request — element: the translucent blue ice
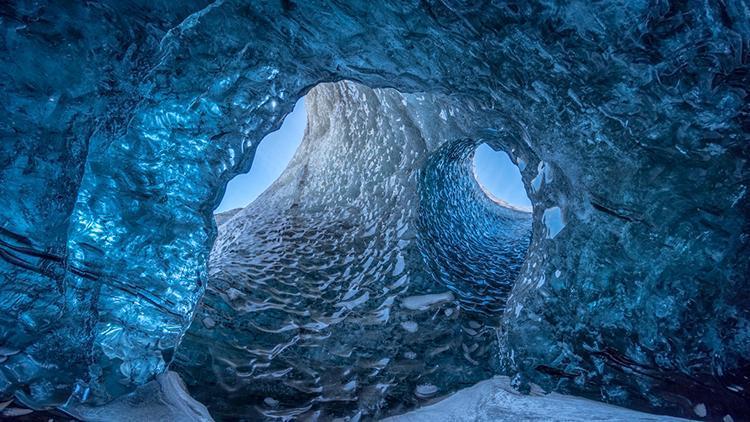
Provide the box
[0,1,748,420]
[175,83,531,419]
[542,207,565,239]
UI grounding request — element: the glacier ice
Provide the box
[63,372,213,422]
[0,1,748,420]
[173,82,531,419]
[541,207,564,239]
[383,376,690,422]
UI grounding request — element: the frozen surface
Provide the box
[541,207,565,239]
[0,1,748,420]
[384,377,689,422]
[64,371,213,422]
[174,82,531,419]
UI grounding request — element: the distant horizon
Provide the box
[217,97,530,214]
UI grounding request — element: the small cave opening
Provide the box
[415,138,532,318]
[472,143,532,213]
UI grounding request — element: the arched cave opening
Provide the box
[472,143,531,212]
[173,82,535,420]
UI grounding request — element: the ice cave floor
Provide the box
[62,373,692,422]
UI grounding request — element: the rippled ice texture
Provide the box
[174,82,531,419]
[0,1,748,421]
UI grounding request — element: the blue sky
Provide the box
[217,97,530,212]
[216,97,306,213]
[473,144,531,209]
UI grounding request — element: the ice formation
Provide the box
[383,377,690,422]
[0,1,748,421]
[174,82,531,419]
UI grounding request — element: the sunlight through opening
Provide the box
[216,97,307,213]
[472,143,531,212]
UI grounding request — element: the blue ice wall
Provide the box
[0,1,748,420]
[418,139,531,316]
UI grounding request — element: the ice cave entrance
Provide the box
[472,143,531,211]
[189,83,535,419]
[216,96,306,214]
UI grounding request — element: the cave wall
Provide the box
[0,1,748,419]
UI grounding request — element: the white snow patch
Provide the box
[415,384,439,398]
[401,292,454,311]
[693,403,707,417]
[400,321,419,333]
[63,371,214,421]
[384,376,690,422]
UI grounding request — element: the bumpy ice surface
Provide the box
[0,1,748,421]
[174,82,531,419]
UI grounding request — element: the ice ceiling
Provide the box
[0,1,748,421]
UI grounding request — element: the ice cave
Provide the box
[0,1,748,421]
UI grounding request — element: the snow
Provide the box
[385,377,690,422]
[401,292,455,311]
